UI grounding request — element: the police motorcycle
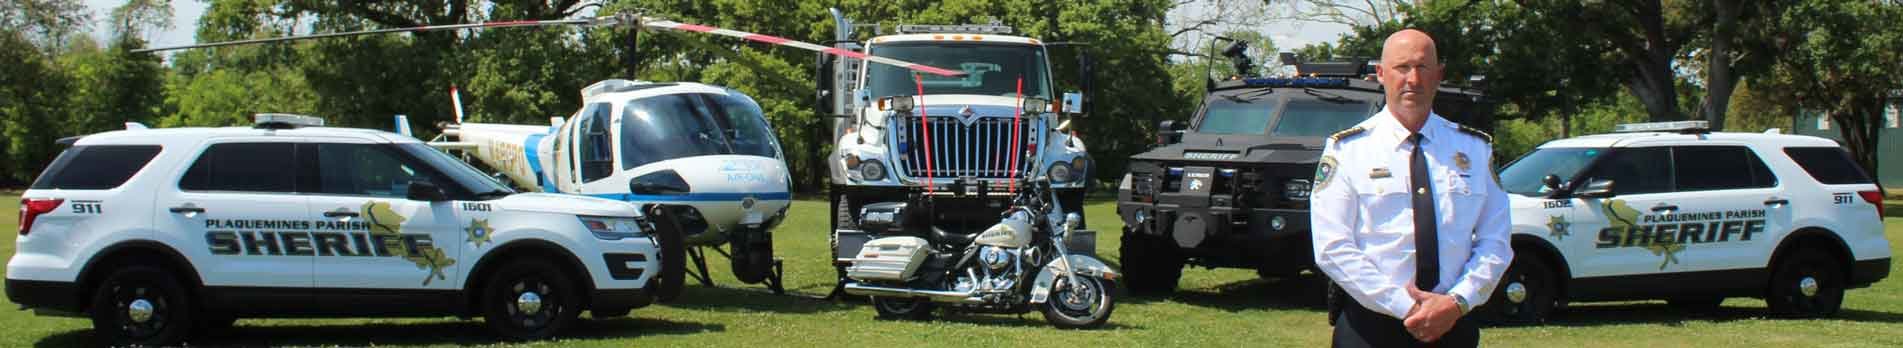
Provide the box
[839,177,1118,329]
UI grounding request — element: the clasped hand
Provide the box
[1402,284,1460,343]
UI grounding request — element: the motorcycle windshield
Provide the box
[619,93,783,170]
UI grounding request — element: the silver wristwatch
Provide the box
[1452,293,1471,315]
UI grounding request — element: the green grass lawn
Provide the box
[4,193,1903,347]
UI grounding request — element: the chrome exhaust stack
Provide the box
[843,283,988,305]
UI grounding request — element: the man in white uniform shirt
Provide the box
[1310,29,1512,347]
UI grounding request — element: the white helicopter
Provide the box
[138,12,964,294]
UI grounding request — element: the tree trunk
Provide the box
[1703,0,1742,130]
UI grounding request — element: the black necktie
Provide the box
[1410,133,1440,290]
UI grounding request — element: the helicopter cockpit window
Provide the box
[619,93,784,170]
[579,102,614,183]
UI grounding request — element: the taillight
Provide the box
[1858,190,1885,218]
[18,198,64,236]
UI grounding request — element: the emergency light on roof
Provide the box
[895,24,1013,35]
[253,113,324,129]
[1240,77,1351,88]
[1613,120,1710,133]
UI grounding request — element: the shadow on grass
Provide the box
[1517,302,1903,328]
[932,311,1143,330]
[36,316,723,347]
[663,283,857,314]
[1119,274,1331,312]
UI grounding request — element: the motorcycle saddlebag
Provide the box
[847,236,930,281]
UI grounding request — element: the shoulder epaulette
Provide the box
[1328,126,1368,142]
[1455,124,1492,143]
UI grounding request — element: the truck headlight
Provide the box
[580,216,645,240]
[1049,161,1075,183]
[858,159,887,181]
[1284,179,1312,201]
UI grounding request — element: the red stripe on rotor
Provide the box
[742,34,791,45]
[674,23,717,32]
[823,47,868,59]
[916,75,935,194]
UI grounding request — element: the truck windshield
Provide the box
[620,93,783,170]
[1196,97,1374,136]
[864,42,1052,100]
[1499,147,1607,196]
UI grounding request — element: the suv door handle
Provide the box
[168,206,205,214]
[1650,204,1679,213]
[323,210,359,218]
[1764,198,1790,206]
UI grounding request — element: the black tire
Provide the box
[1667,297,1725,313]
[871,296,935,320]
[1041,276,1116,329]
[481,260,581,340]
[89,265,195,346]
[646,205,688,302]
[1118,229,1182,296]
[832,195,856,289]
[1766,248,1845,317]
[1478,250,1558,325]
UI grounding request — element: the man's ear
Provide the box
[1374,65,1387,83]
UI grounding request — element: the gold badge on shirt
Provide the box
[1454,152,1471,171]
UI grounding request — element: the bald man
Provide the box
[1309,29,1513,347]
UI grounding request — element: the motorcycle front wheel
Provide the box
[1041,276,1115,329]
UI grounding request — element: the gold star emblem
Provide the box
[466,218,494,248]
[1546,215,1571,240]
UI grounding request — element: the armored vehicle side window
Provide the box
[1581,147,1672,195]
[1783,146,1873,185]
[179,142,297,192]
[30,145,162,190]
[314,143,447,198]
[1673,146,1777,191]
[1269,99,1376,137]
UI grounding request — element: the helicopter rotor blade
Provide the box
[133,12,964,77]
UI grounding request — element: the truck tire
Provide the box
[1119,228,1183,296]
[90,265,196,346]
[1766,248,1844,317]
[832,195,856,282]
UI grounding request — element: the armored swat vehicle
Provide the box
[1115,56,1493,294]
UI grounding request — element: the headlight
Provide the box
[580,215,645,240]
[858,159,887,181]
[1284,179,1312,201]
[1049,161,1075,183]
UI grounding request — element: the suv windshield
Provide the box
[1196,97,1374,136]
[864,42,1052,100]
[620,93,783,170]
[1499,147,1607,196]
[397,143,516,198]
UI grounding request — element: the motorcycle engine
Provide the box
[979,246,1015,270]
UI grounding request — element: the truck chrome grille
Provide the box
[893,116,1038,180]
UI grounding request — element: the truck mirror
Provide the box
[1062,92,1084,116]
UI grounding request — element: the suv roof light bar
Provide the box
[1612,120,1710,134]
[894,24,1013,35]
[254,113,325,129]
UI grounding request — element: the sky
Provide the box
[81,1,1354,60]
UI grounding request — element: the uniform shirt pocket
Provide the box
[1356,177,1414,235]
[1436,169,1486,230]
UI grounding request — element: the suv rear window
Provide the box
[30,145,163,190]
[1783,147,1873,185]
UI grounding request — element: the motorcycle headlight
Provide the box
[1284,179,1312,201]
[1049,161,1075,183]
[580,215,646,240]
[858,159,887,181]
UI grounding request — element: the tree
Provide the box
[1748,0,1901,182]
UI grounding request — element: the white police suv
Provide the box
[7,115,687,345]
[1483,121,1889,323]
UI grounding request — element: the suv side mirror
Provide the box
[407,180,450,202]
[1540,174,1563,197]
[1062,92,1084,116]
[630,170,692,195]
[1575,178,1615,199]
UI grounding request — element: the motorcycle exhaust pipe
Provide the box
[843,283,988,305]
